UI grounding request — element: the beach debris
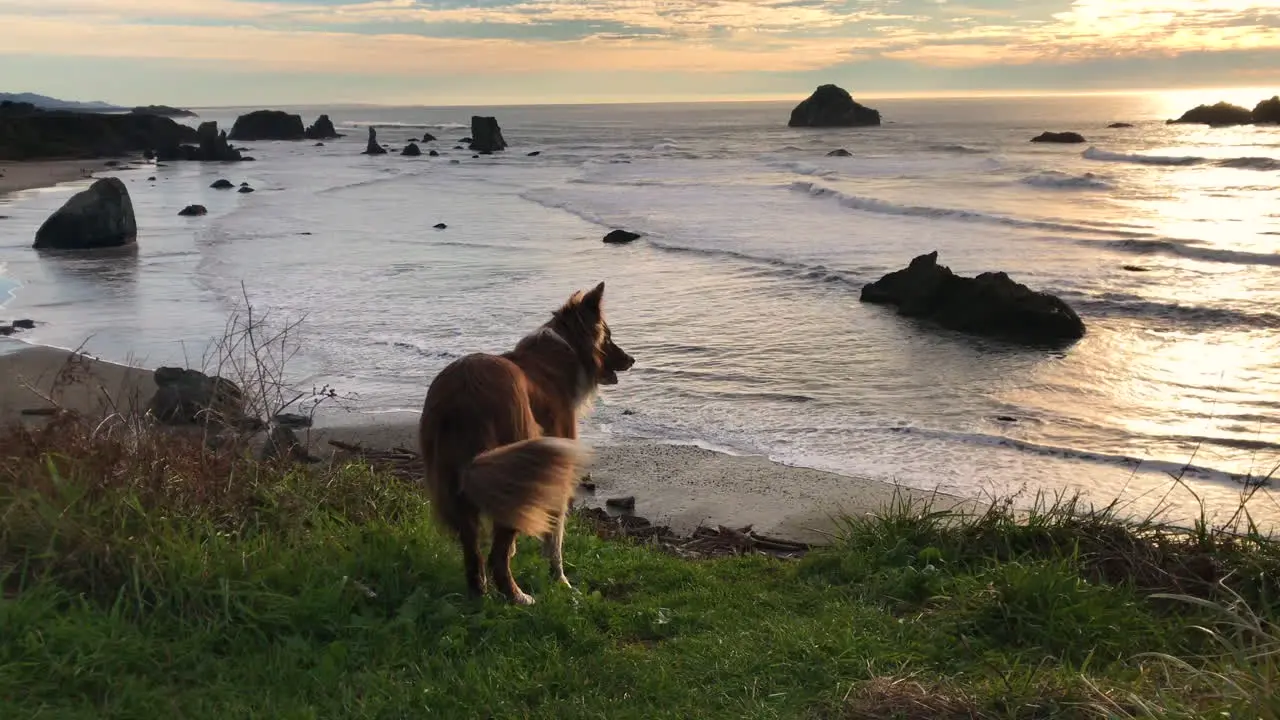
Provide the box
[603,229,641,244]
[32,177,136,250]
[177,204,207,217]
[606,496,637,511]
[1031,131,1086,143]
[789,84,880,127]
[363,127,388,155]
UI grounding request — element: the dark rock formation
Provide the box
[788,85,881,128]
[258,424,316,464]
[238,186,255,194]
[1169,102,1253,126]
[826,148,852,157]
[468,117,507,153]
[428,149,439,157]
[459,137,472,144]
[606,496,637,510]
[1121,265,1150,273]
[363,127,387,155]
[12,319,34,330]
[178,204,207,217]
[1031,131,1086,143]
[32,178,136,250]
[147,367,257,429]
[229,110,306,140]
[603,229,641,244]
[131,105,196,118]
[156,121,242,162]
[211,179,234,189]
[1107,122,1135,128]
[1253,96,1280,124]
[0,101,198,161]
[859,251,1086,346]
[401,142,421,156]
[527,150,541,157]
[304,114,341,140]
[314,142,324,147]
[434,223,447,229]
[422,132,436,142]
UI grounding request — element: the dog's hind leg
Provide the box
[542,511,571,588]
[489,525,534,605]
[458,507,486,598]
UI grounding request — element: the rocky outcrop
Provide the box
[131,105,196,118]
[1253,96,1280,124]
[32,178,137,250]
[860,251,1086,346]
[1169,102,1253,126]
[422,132,436,142]
[178,204,207,216]
[363,127,387,155]
[401,142,421,156]
[229,110,306,141]
[238,186,255,194]
[1031,131,1086,143]
[0,101,198,161]
[1107,123,1134,129]
[788,85,881,128]
[304,114,341,140]
[147,367,258,429]
[603,229,641,244]
[469,116,507,153]
[428,149,439,157]
[826,148,852,157]
[156,121,242,162]
[211,179,234,189]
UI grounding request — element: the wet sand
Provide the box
[0,160,95,199]
[0,341,958,541]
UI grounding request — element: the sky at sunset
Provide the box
[2,0,1279,106]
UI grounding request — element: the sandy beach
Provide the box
[0,160,96,199]
[0,339,951,541]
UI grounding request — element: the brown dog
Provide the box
[419,282,634,604]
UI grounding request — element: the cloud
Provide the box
[1,0,1279,91]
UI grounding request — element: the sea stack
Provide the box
[229,110,306,141]
[469,116,508,153]
[788,85,881,127]
[363,127,387,155]
[33,178,137,250]
[304,114,341,140]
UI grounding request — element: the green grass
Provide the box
[2,417,1279,719]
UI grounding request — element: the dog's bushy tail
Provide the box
[461,438,588,536]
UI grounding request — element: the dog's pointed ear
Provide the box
[582,282,605,310]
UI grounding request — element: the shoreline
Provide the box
[0,159,97,200]
[0,340,954,542]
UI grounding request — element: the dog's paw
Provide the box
[511,591,536,606]
[553,574,573,589]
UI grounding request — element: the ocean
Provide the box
[2,92,1279,523]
